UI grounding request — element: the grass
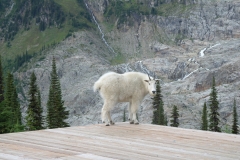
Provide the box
[110,53,126,65]
[154,3,193,17]
[0,22,72,60]
[54,0,81,15]
[0,0,94,71]
[0,20,73,71]
[102,21,115,32]
[222,125,232,134]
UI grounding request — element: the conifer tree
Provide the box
[47,57,69,129]
[2,73,24,133]
[164,114,168,126]
[170,105,179,127]
[123,108,126,122]
[36,89,44,129]
[6,73,17,131]
[232,98,239,134]
[0,74,11,133]
[26,72,44,130]
[0,56,6,133]
[208,76,221,132]
[47,86,56,128]
[152,80,165,125]
[11,85,23,132]
[0,56,4,103]
[201,102,208,130]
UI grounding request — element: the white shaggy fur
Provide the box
[93,72,157,126]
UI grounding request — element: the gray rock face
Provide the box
[17,0,240,130]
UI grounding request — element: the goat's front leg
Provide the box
[128,103,134,124]
[131,101,139,125]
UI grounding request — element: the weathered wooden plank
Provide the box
[0,139,79,157]
[76,123,240,142]
[0,142,69,159]
[0,123,239,160]
[0,129,232,160]
[50,153,114,160]
[59,124,240,158]
[76,123,240,151]
[56,124,240,156]
[48,125,238,159]
[0,131,184,160]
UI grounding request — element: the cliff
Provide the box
[16,0,240,130]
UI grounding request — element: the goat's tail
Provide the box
[93,80,101,92]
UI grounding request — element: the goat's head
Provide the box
[144,73,159,96]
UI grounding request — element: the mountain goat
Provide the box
[93,72,157,126]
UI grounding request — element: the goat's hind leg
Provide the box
[102,101,115,126]
[107,111,115,125]
[101,108,109,126]
[101,108,105,123]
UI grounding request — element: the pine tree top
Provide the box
[208,75,221,132]
[232,98,239,134]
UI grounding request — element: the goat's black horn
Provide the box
[148,74,151,80]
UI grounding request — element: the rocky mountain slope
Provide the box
[16,0,240,130]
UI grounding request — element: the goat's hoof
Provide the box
[129,121,134,124]
[106,124,110,126]
[110,121,115,125]
[134,122,139,125]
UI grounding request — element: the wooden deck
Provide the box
[0,123,239,160]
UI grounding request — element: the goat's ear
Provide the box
[144,80,149,82]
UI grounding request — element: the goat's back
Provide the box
[94,72,148,102]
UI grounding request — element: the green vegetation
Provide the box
[0,54,70,133]
[175,33,186,45]
[25,72,44,131]
[0,56,4,103]
[152,80,165,125]
[104,0,149,17]
[0,0,94,72]
[104,0,194,27]
[232,98,239,134]
[2,0,65,41]
[170,105,179,127]
[123,108,126,122]
[208,76,221,132]
[222,125,232,134]
[0,72,24,133]
[155,2,193,17]
[110,53,126,65]
[0,56,24,133]
[0,0,11,17]
[201,102,208,131]
[46,57,69,129]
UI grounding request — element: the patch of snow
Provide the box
[209,43,220,49]
[182,68,199,80]
[199,43,220,57]
[199,48,207,57]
